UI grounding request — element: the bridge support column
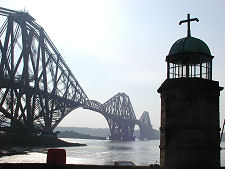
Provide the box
[107,119,135,141]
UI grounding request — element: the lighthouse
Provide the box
[157,14,223,169]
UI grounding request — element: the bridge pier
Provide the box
[139,126,152,140]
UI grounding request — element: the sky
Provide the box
[1,0,225,130]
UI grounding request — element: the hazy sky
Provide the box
[1,0,225,130]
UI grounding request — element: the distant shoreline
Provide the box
[58,130,107,140]
[55,126,160,140]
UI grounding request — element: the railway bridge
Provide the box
[0,7,152,141]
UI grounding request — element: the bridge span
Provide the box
[84,93,153,140]
[0,7,152,141]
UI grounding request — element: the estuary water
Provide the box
[1,138,225,166]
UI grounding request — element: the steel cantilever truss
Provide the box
[84,94,153,140]
[0,7,88,133]
[84,93,137,140]
[0,7,153,141]
[102,93,136,140]
[138,111,153,139]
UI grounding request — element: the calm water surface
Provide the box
[1,138,225,166]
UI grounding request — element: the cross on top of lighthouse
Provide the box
[179,14,199,37]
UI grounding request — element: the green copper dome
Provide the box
[169,36,211,56]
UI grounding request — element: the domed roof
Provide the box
[169,36,211,56]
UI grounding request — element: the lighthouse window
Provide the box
[168,63,183,78]
[195,64,201,77]
[201,62,212,80]
[202,63,207,79]
[168,61,212,80]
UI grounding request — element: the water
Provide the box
[64,139,160,165]
[1,138,225,166]
[0,138,159,165]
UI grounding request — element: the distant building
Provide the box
[157,14,223,169]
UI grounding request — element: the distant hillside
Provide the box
[58,130,107,140]
[55,127,160,140]
[55,127,110,137]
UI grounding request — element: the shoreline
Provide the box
[0,134,87,147]
[57,130,107,140]
[0,134,86,157]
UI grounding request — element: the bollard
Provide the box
[47,148,66,164]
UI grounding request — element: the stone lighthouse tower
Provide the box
[157,14,223,169]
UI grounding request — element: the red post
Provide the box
[47,148,66,164]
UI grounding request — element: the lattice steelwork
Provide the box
[84,94,153,140]
[0,7,88,133]
[84,93,136,140]
[0,7,153,141]
[102,93,136,141]
[83,100,103,113]
[84,93,153,141]
[138,111,153,139]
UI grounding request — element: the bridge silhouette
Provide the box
[0,7,152,141]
